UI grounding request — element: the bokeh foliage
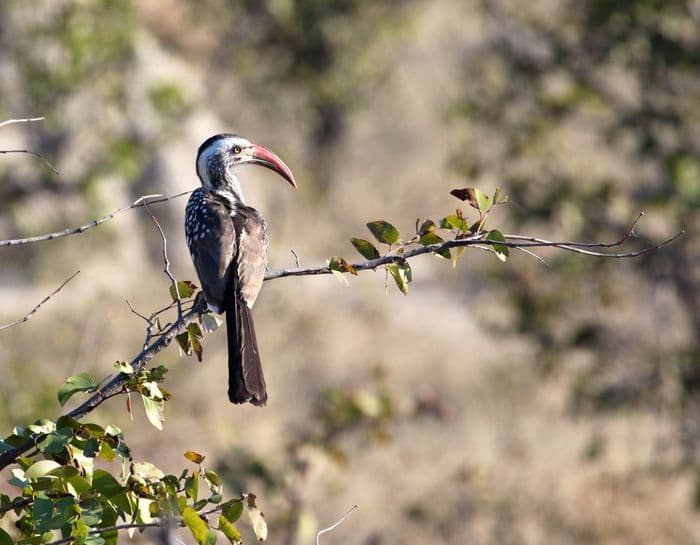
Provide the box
[450,0,700,456]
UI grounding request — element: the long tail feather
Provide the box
[226,297,267,405]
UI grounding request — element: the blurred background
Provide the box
[1,1,699,543]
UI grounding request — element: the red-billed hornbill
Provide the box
[185,134,296,405]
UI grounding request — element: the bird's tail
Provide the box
[226,296,267,406]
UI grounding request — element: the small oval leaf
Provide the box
[58,373,97,406]
[350,238,380,260]
[366,221,399,245]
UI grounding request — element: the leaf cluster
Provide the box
[334,187,509,293]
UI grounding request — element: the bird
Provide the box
[185,134,296,405]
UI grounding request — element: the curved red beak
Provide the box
[242,143,297,188]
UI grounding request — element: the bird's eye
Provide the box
[232,145,242,154]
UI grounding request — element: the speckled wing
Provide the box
[232,205,268,308]
[185,188,235,313]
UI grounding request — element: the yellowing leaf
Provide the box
[185,450,206,464]
[183,506,209,545]
[170,280,198,301]
[219,516,242,545]
[246,495,268,542]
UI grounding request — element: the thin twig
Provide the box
[0,271,80,331]
[291,248,301,268]
[514,246,550,268]
[504,211,645,249]
[316,505,358,545]
[0,191,192,247]
[142,201,182,318]
[0,117,45,128]
[0,149,60,174]
[125,299,155,350]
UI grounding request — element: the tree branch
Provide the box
[316,505,357,545]
[142,201,183,317]
[0,297,207,471]
[0,192,191,247]
[0,270,80,331]
[264,222,684,281]
[0,117,45,128]
[0,212,680,471]
[0,149,60,174]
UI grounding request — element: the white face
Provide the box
[196,135,252,190]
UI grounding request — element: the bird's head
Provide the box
[195,133,297,200]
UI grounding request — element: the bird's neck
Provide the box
[212,172,245,206]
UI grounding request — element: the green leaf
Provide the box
[455,188,493,212]
[205,530,218,545]
[0,528,13,545]
[419,232,450,258]
[58,373,97,406]
[474,189,492,212]
[93,470,124,498]
[493,187,508,204]
[28,419,56,434]
[47,465,79,479]
[141,395,164,431]
[246,495,267,542]
[183,506,209,545]
[452,246,466,268]
[204,470,221,488]
[66,474,92,497]
[417,220,437,235]
[220,499,244,523]
[170,280,198,301]
[440,214,468,232]
[104,425,122,438]
[98,442,116,462]
[486,230,509,262]
[219,516,242,545]
[177,332,191,355]
[72,519,88,545]
[388,261,412,295]
[37,428,74,455]
[185,450,206,464]
[33,495,54,533]
[366,221,400,245]
[25,460,61,479]
[188,323,204,362]
[185,472,199,502]
[328,256,357,275]
[328,257,357,285]
[350,238,380,260]
[419,232,444,246]
[78,497,103,526]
